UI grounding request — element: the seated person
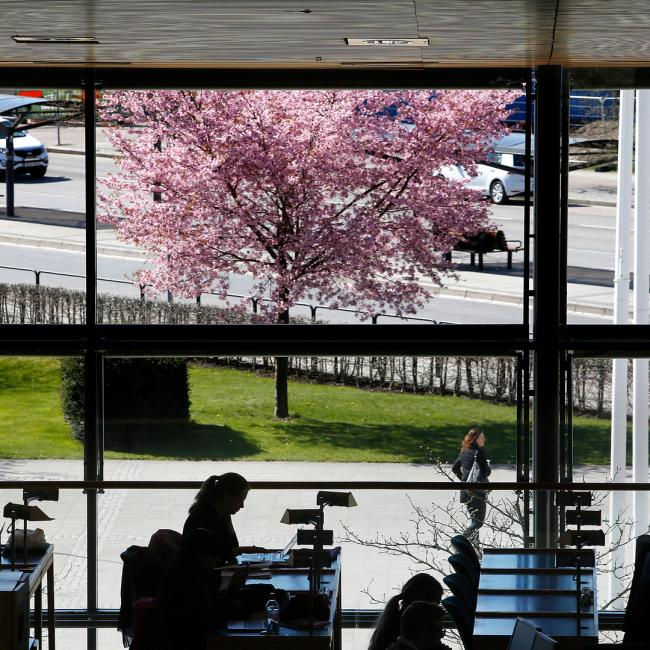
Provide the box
[368,573,444,650]
[158,527,247,650]
[387,601,451,650]
[183,472,263,563]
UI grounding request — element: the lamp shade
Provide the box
[316,491,357,507]
[280,509,322,525]
[3,503,53,522]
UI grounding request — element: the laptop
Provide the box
[238,533,298,564]
[507,618,540,650]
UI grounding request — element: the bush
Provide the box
[61,357,190,447]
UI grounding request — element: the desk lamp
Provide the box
[2,503,53,572]
[21,487,58,565]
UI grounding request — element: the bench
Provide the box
[446,229,523,270]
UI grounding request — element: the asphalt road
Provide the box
[0,153,619,272]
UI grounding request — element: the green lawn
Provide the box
[0,358,626,464]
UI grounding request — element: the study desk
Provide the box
[473,548,598,650]
[207,553,342,650]
[1,543,56,649]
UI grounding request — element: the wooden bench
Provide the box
[446,229,523,270]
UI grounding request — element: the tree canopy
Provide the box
[100,89,515,322]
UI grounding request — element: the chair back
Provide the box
[624,534,650,643]
[449,552,479,588]
[442,595,473,650]
[443,572,477,611]
[450,535,481,574]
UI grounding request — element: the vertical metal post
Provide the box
[523,70,533,335]
[609,88,634,603]
[516,351,531,547]
[83,73,99,650]
[560,72,570,325]
[533,66,563,548]
[633,90,650,538]
[6,131,14,217]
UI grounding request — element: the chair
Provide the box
[450,534,481,576]
[443,571,477,611]
[118,529,183,647]
[624,534,650,643]
[449,552,480,588]
[131,596,174,650]
[442,595,473,650]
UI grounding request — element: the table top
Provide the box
[478,572,593,591]
[0,544,53,594]
[474,615,597,638]
[474,548,598,648]
[476,592,594,614]
[208,552,341,648]
[481,548,595,570]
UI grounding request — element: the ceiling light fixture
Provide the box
[345,38,429,47]
[13,35,100,44]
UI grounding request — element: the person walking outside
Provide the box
[452,427,491,541]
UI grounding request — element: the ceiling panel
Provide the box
[0,0,647,69]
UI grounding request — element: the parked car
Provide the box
[438,133,533,204]
[0,117,48,178]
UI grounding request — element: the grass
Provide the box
[0,358,630,464]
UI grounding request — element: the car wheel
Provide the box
[30,167,47,179]
[490,180,508,204]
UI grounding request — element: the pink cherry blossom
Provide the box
[99,90,517,323]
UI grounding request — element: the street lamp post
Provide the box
[6,129,14,217]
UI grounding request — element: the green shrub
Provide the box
[61,357,190,447]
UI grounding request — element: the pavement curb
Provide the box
[0,233,148,260]
[48,147,116,159]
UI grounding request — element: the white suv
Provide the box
[0,117,48,178]
[439,133,532,204]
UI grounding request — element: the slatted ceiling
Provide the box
[0,0,649,68]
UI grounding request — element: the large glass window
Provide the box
[0,88,88,326]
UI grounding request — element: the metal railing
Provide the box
[0,263,447,325]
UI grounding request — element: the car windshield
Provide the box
[0,123,27,138]
[512,154,526,168]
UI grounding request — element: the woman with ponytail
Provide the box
[183,473,256,564]
[368,574,443,650]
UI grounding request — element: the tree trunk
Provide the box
[274,306,290,418]
[274,356,289,418]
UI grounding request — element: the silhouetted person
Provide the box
[184,472,261,563]
[386,601,451,650]
[368,574,444,650]
[452,427,491,541]
[158,527,247,650]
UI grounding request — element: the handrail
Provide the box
[0,263,443,325]
[0,479,648,491]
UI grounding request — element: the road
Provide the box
[2,153,619,272]
[0,153,614,325]
[491,199,618,271]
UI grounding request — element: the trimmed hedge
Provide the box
[0,282,258,325]
[61,357,190,447]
